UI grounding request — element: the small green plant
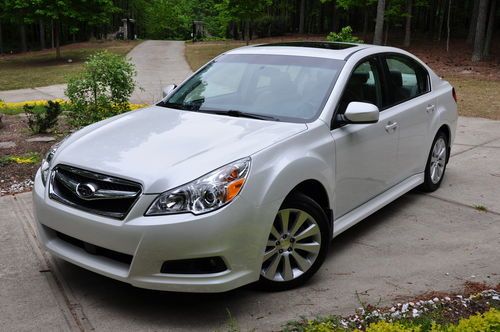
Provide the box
[0,152,41,166]
[326,26,363,44]
[65,51,136,127]
[474,204,488,212]
[24,100,62,134]
[224,309,240,332]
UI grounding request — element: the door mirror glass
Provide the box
[162,84,177,98]
[342,101,379,124]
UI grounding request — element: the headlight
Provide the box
[40,138,67,186]
[145,158,251,216]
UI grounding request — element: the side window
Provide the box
[384,55,429,107]
[338,59,382,114]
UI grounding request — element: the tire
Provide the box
[257,192,330,291]
[420,131,449,192]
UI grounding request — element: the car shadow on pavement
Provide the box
[54,192,421,330]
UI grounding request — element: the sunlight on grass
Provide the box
[0,40,142,91]
[185,41,244,71]
[447,77,500,120]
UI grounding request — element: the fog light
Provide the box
[160,257,227,274]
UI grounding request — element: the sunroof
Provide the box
[257,41,357,50]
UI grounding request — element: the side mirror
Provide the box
[162,84,177,98]
[340,102,379,124]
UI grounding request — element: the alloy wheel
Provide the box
[430,137,447,184]
[261,208,322,282]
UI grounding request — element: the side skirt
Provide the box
[333,173,424,238]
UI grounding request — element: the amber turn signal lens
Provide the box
[226,178,245,201]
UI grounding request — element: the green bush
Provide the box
[24,100,62,134]
[326,26,363,44]
[65,51,136,127]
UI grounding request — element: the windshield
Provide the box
[161,54,344,122]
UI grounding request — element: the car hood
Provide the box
[55,106,307,193]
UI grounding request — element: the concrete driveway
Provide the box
[128,40,193,104]
[1,117,499,331]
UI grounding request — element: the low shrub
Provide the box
[0,152,41,166]
[24,100,62,134]
[326,26,363,44]
[293,308,500,332]
[65,51,136,127]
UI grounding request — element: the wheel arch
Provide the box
[436,124,451,163]
[286,179,333,230]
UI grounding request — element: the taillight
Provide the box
[452,87,457,103]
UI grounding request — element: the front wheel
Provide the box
[421,131,449,192]
[257,193,330,291]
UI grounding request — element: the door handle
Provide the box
[385,121,398,133]
[426,104,435,113]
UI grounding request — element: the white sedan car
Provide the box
[33,42,457,292]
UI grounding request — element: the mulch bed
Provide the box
[0,114,66,196]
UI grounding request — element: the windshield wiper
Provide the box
[157,101,186,110]
[158,99,205,111]
[198,109,280,122]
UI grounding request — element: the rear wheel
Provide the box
[257,193,330,291]
[421,131,449,192]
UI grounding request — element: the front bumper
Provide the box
[33,170,279,292]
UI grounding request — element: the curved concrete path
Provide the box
[0,40,192,105]
[128,40,193,104]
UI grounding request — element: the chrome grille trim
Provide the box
[49,164,143,220]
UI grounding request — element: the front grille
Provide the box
[55,231,133,265]
[49,164,142,219]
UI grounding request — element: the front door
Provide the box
[331,57,400,218]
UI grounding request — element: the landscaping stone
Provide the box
[25,136,56,143]
[0,141,16,149]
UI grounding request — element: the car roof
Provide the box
[225,41,376,61]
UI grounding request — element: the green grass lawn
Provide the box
[185,42,500,121]
[185,41,244,71]
[446,77,500,120]
[0,40,142,91]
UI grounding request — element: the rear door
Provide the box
[380,54,434,181]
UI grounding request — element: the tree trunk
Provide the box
[384,22,389,45]
[437,0,446,41]
[472,0,489,62]
[363,6,370,40]
[39,20,46,50]
[446,0,452,52]
[483,0,497,57]
[404,0,413,47]
[299,0,305,33]
[320,2,325,33]
[373,0,385,45]
[0,20,3,54]
[332,0,339,32]
[20,24,28,52]
[51,20,55,49]
[428,0,436,35]
[55,21,61,59]
[467,0,480,45]
[244,19,250,45]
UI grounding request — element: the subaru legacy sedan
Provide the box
[33,42,457,292]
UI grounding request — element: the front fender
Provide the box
[244,121,335,211]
